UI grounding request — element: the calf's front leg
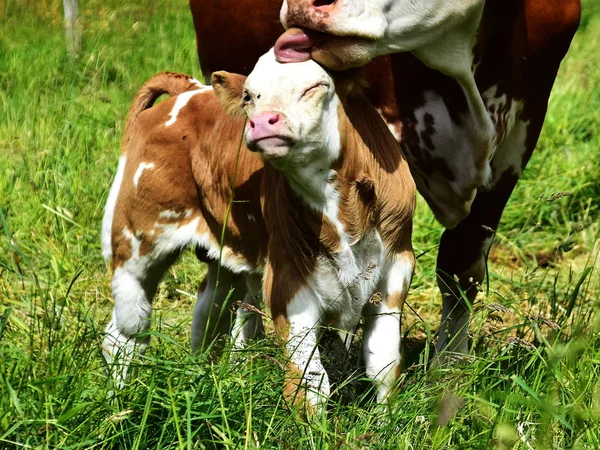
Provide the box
[268,267,330,410]
[363,248,415,402]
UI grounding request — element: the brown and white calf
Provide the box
[102,50,415,404]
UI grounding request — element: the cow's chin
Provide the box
[310,36,376,71]
[250,137,294,160]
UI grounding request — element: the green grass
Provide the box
[0,0,599,448]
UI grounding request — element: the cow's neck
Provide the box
[413,2,492,148]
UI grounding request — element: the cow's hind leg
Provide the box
[103,247,178,387]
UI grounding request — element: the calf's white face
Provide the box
[213,50,340,169]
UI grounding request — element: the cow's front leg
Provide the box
[435,171,519,362]
[363,248,415,402]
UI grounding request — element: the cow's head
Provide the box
[276,0,485,70]
[213,49,341,171]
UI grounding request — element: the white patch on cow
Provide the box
[482,85,527,183]
[284,230,398,405]
[244,50,342,211]
[153,218,200,255]
[407,90,482,227]
[102,154,127,261]
[231,275,264,348]
[133,162,154,188]
[165,87,212,127]
[491,119,528,180]
[104,226,169,385]
[323,173,347,242]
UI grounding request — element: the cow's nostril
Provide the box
[268,114,280,125]
[313,0,335,7]
[249,120,256,129]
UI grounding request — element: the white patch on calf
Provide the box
[189,78,203,88]
[133,162,155,188]
[286,288,331,405]
[122,227,142,259]
[102,154,127,262]
[363,253,413,401]
[363,302,401,399]
[159,210,183,220]
[376,108,402,142]
[153,218,200,255]
[194,231,256,274]
[165,86,213,127]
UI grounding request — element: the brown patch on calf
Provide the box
[336,90,416,255]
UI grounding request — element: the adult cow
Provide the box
[189,0,580,358]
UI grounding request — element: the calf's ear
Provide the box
[212,71,247,117]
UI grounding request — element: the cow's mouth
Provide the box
[274,27,377,69]
[247,135,296,156]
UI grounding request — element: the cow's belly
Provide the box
[394,86,526,229]
[310,231,387,331]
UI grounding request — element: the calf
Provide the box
[102,50,415,406]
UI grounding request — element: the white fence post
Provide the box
[63,0,82,56]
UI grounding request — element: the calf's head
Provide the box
[213,49,341,170]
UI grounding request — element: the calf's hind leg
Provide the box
[103,238,178,387]
[191,262,261,353]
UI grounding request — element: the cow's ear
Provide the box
[212,71,247,117]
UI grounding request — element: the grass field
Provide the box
[1,0,599,448]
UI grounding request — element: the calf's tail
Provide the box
[123,72,204,142]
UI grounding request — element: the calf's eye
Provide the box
[301,83,328,99]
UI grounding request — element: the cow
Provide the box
[189,0,581,361]
[101,50,416,406]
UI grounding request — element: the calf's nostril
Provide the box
[268,114,280,125]
[313,0,335,7]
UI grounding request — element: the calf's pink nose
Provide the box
[248,112,281,139]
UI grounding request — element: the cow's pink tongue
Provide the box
[274,28,318,63]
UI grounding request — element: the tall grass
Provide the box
[0,0,599,448]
